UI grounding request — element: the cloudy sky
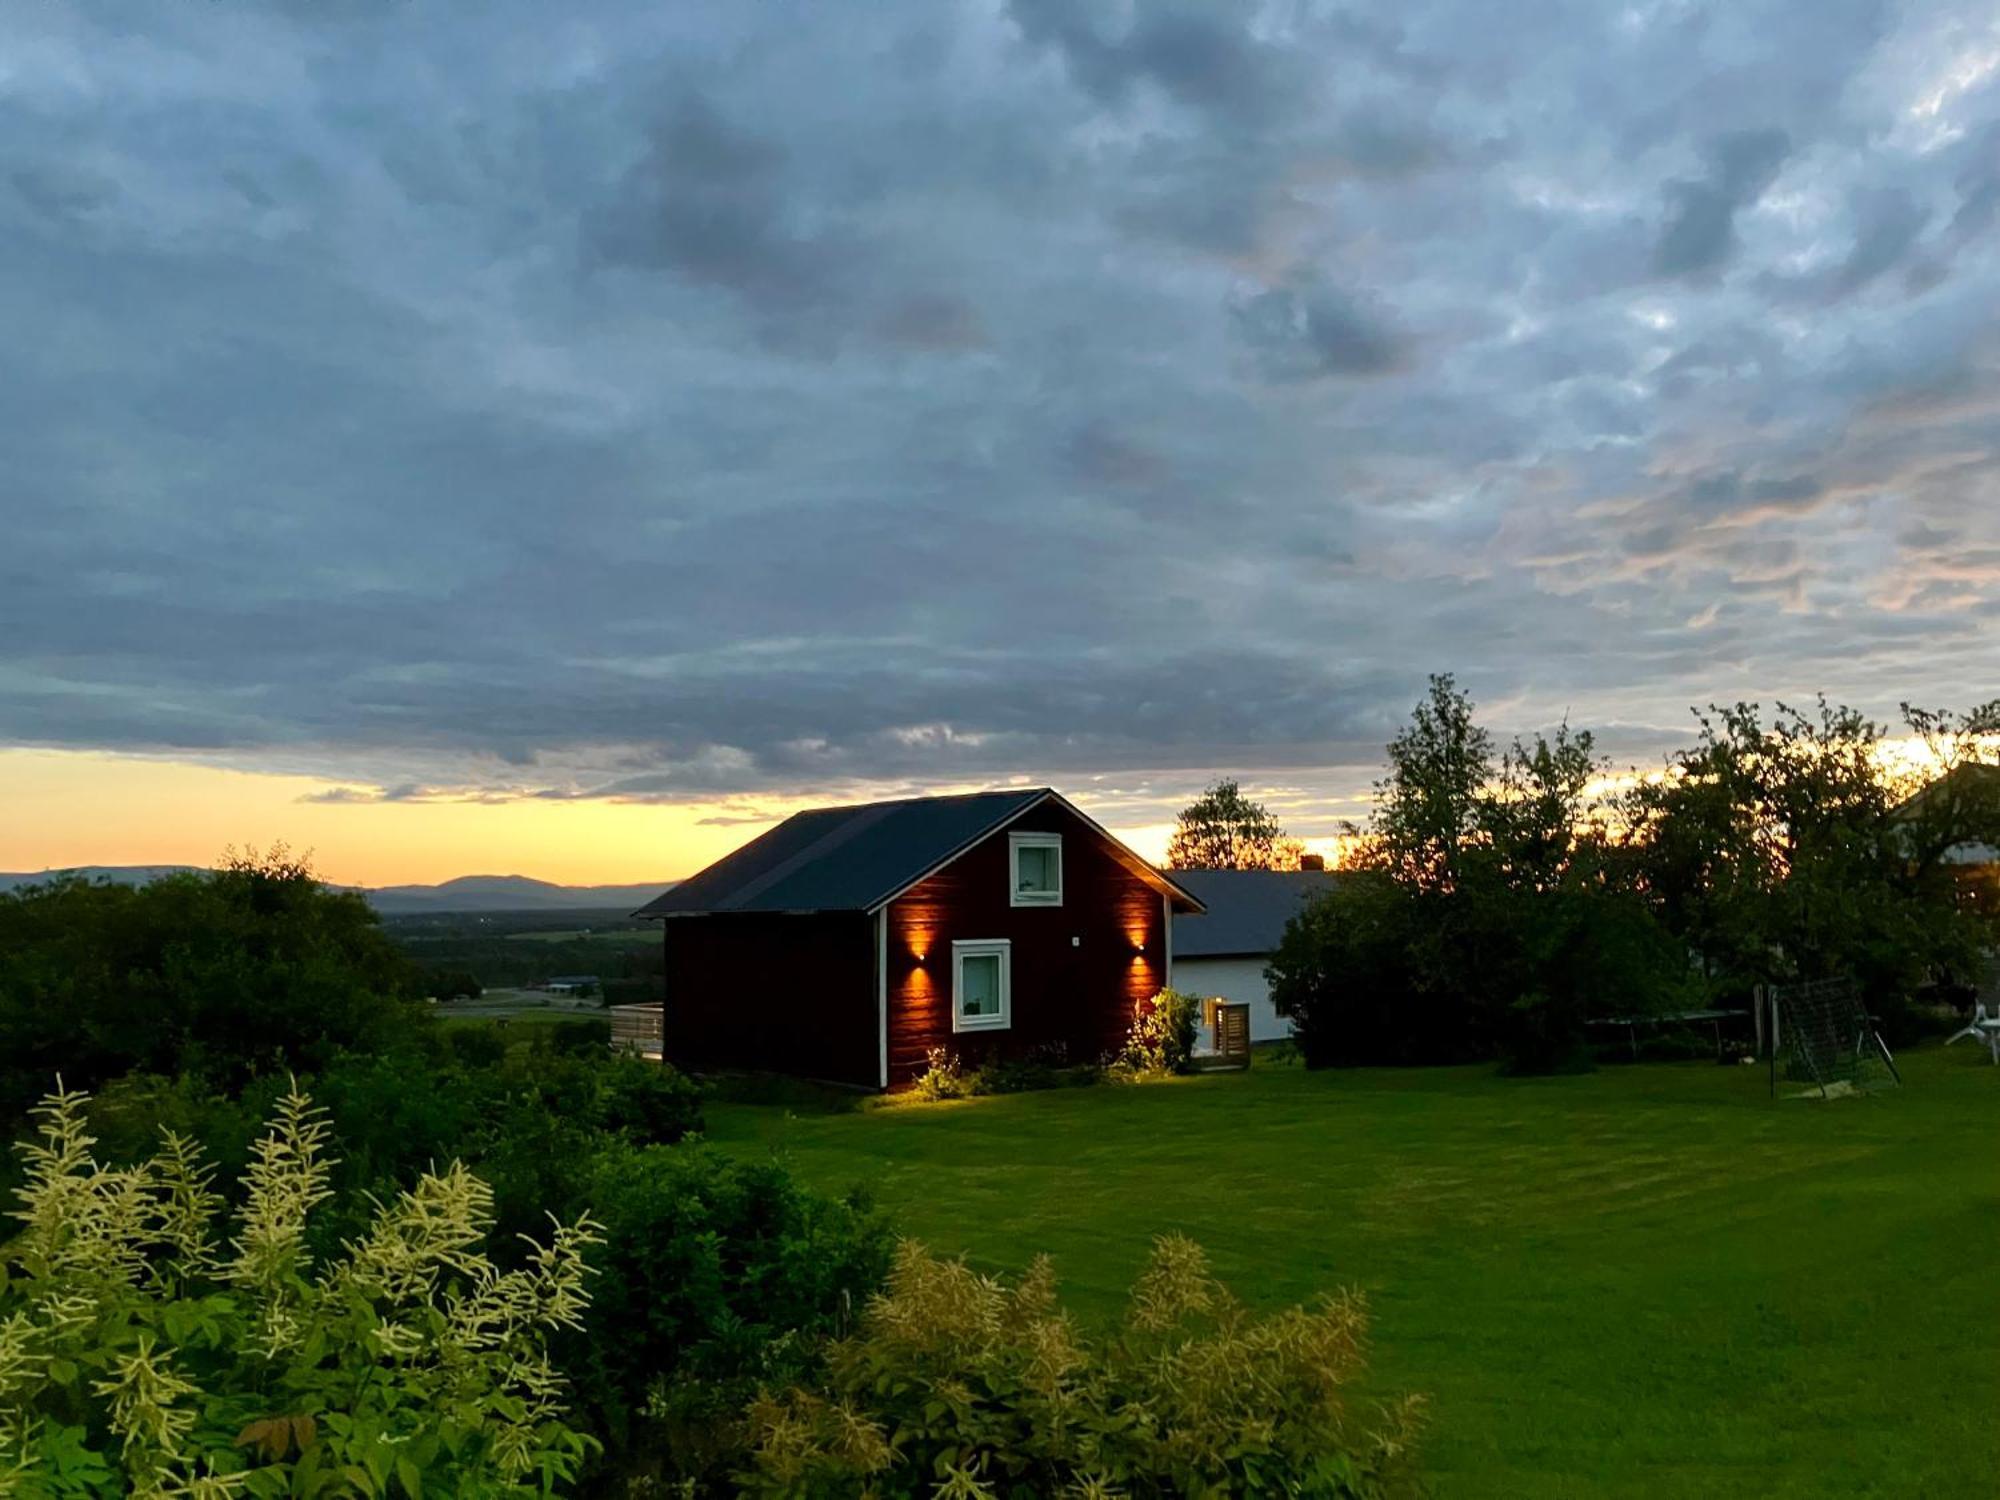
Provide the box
[5,0,2000,881]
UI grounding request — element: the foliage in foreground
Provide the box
[65,1041,703,1260]
[740,1235,1424,1499]
[0,1083,599,1498]
[36,1043,883,1495]
[555,1143,892,1494]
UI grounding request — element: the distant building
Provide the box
[546,975,601,997]
[1892,762,2000,867]
[1168,868,1340,1043]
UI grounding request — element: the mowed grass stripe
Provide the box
[703,1047,2000,1497]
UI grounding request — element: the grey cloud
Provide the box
[1949,124,2000,243]
[1653,128,1791,277]
[1062,422,1169,488]
[3,0,1999,820]
[878,294,987,351]
[1832,187,1928,295]
[588,94,844,309]
[1232,282,1407,380]
[1007,0,1301,129]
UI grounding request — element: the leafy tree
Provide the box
[1364,673,1493,891]
[1272,679,1683,1072]
[421,968,484,1000]
[0,848,426,1128]
[1622,698,2000,1039]
[1895,698,2000,885]
[1164,779,1302,870]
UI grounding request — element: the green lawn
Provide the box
[703,1046,2000,1498]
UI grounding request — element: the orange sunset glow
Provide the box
[0,749,760,887]
[0,748,1272,886]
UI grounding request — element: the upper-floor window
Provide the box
[1010,831,1062,906]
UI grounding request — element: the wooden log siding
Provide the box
[661,910,878,1088]
[885,800,1167,1085]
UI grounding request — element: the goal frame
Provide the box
[1766,977,1901,1099]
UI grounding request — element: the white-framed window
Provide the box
[1009,831,1062,906]
[952,939,1012,1032]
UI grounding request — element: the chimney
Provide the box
[1298,852,1326,871]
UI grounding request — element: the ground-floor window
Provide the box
[952,939,1011,1032]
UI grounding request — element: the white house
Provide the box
[1892,762,2000,866]
[1168,868,1338,1043]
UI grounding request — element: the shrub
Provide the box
[302,1046,703,1255]
[547,1018,614,1056]
[446,1023,510,1069]
[53,1046,707,1262]
[1271,876,1478,1069]
[968,1042,1102,1096]
[0,1082,600,1495]
[561,1143,894,1493]
[1115,988,1199,1077]
[912,1047,967,1101]
[738,1235,1425,1498]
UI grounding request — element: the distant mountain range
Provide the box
[0,866,673,914]
[363,875,673,914]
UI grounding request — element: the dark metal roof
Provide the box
[629,789,1022,916]
[1169,868,1338,958]
[636,787,1204,917]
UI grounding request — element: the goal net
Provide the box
[1768,977,1900,1098]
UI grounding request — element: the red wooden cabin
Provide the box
[634,788,1205,1089]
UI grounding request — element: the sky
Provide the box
[5,0,2000,886]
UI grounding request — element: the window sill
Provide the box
[953,1014,1011,1033]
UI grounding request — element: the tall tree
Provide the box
[1165,779,1301,870]
[1271,677,1681,1073]
[1621,697,1998,1030]
[1363,673,1494,891]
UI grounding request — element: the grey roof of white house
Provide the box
[1169,868,1338,958]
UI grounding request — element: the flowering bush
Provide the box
[0,1081,599,1497]
[1116,988,1201,1078]
[739,1235,1425,1498]
[911,1047,967,1101]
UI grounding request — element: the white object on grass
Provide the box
[1945,1000,2000,1064]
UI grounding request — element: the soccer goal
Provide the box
[1766,977,1901,1099]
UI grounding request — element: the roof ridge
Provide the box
[818,785,1051,814]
